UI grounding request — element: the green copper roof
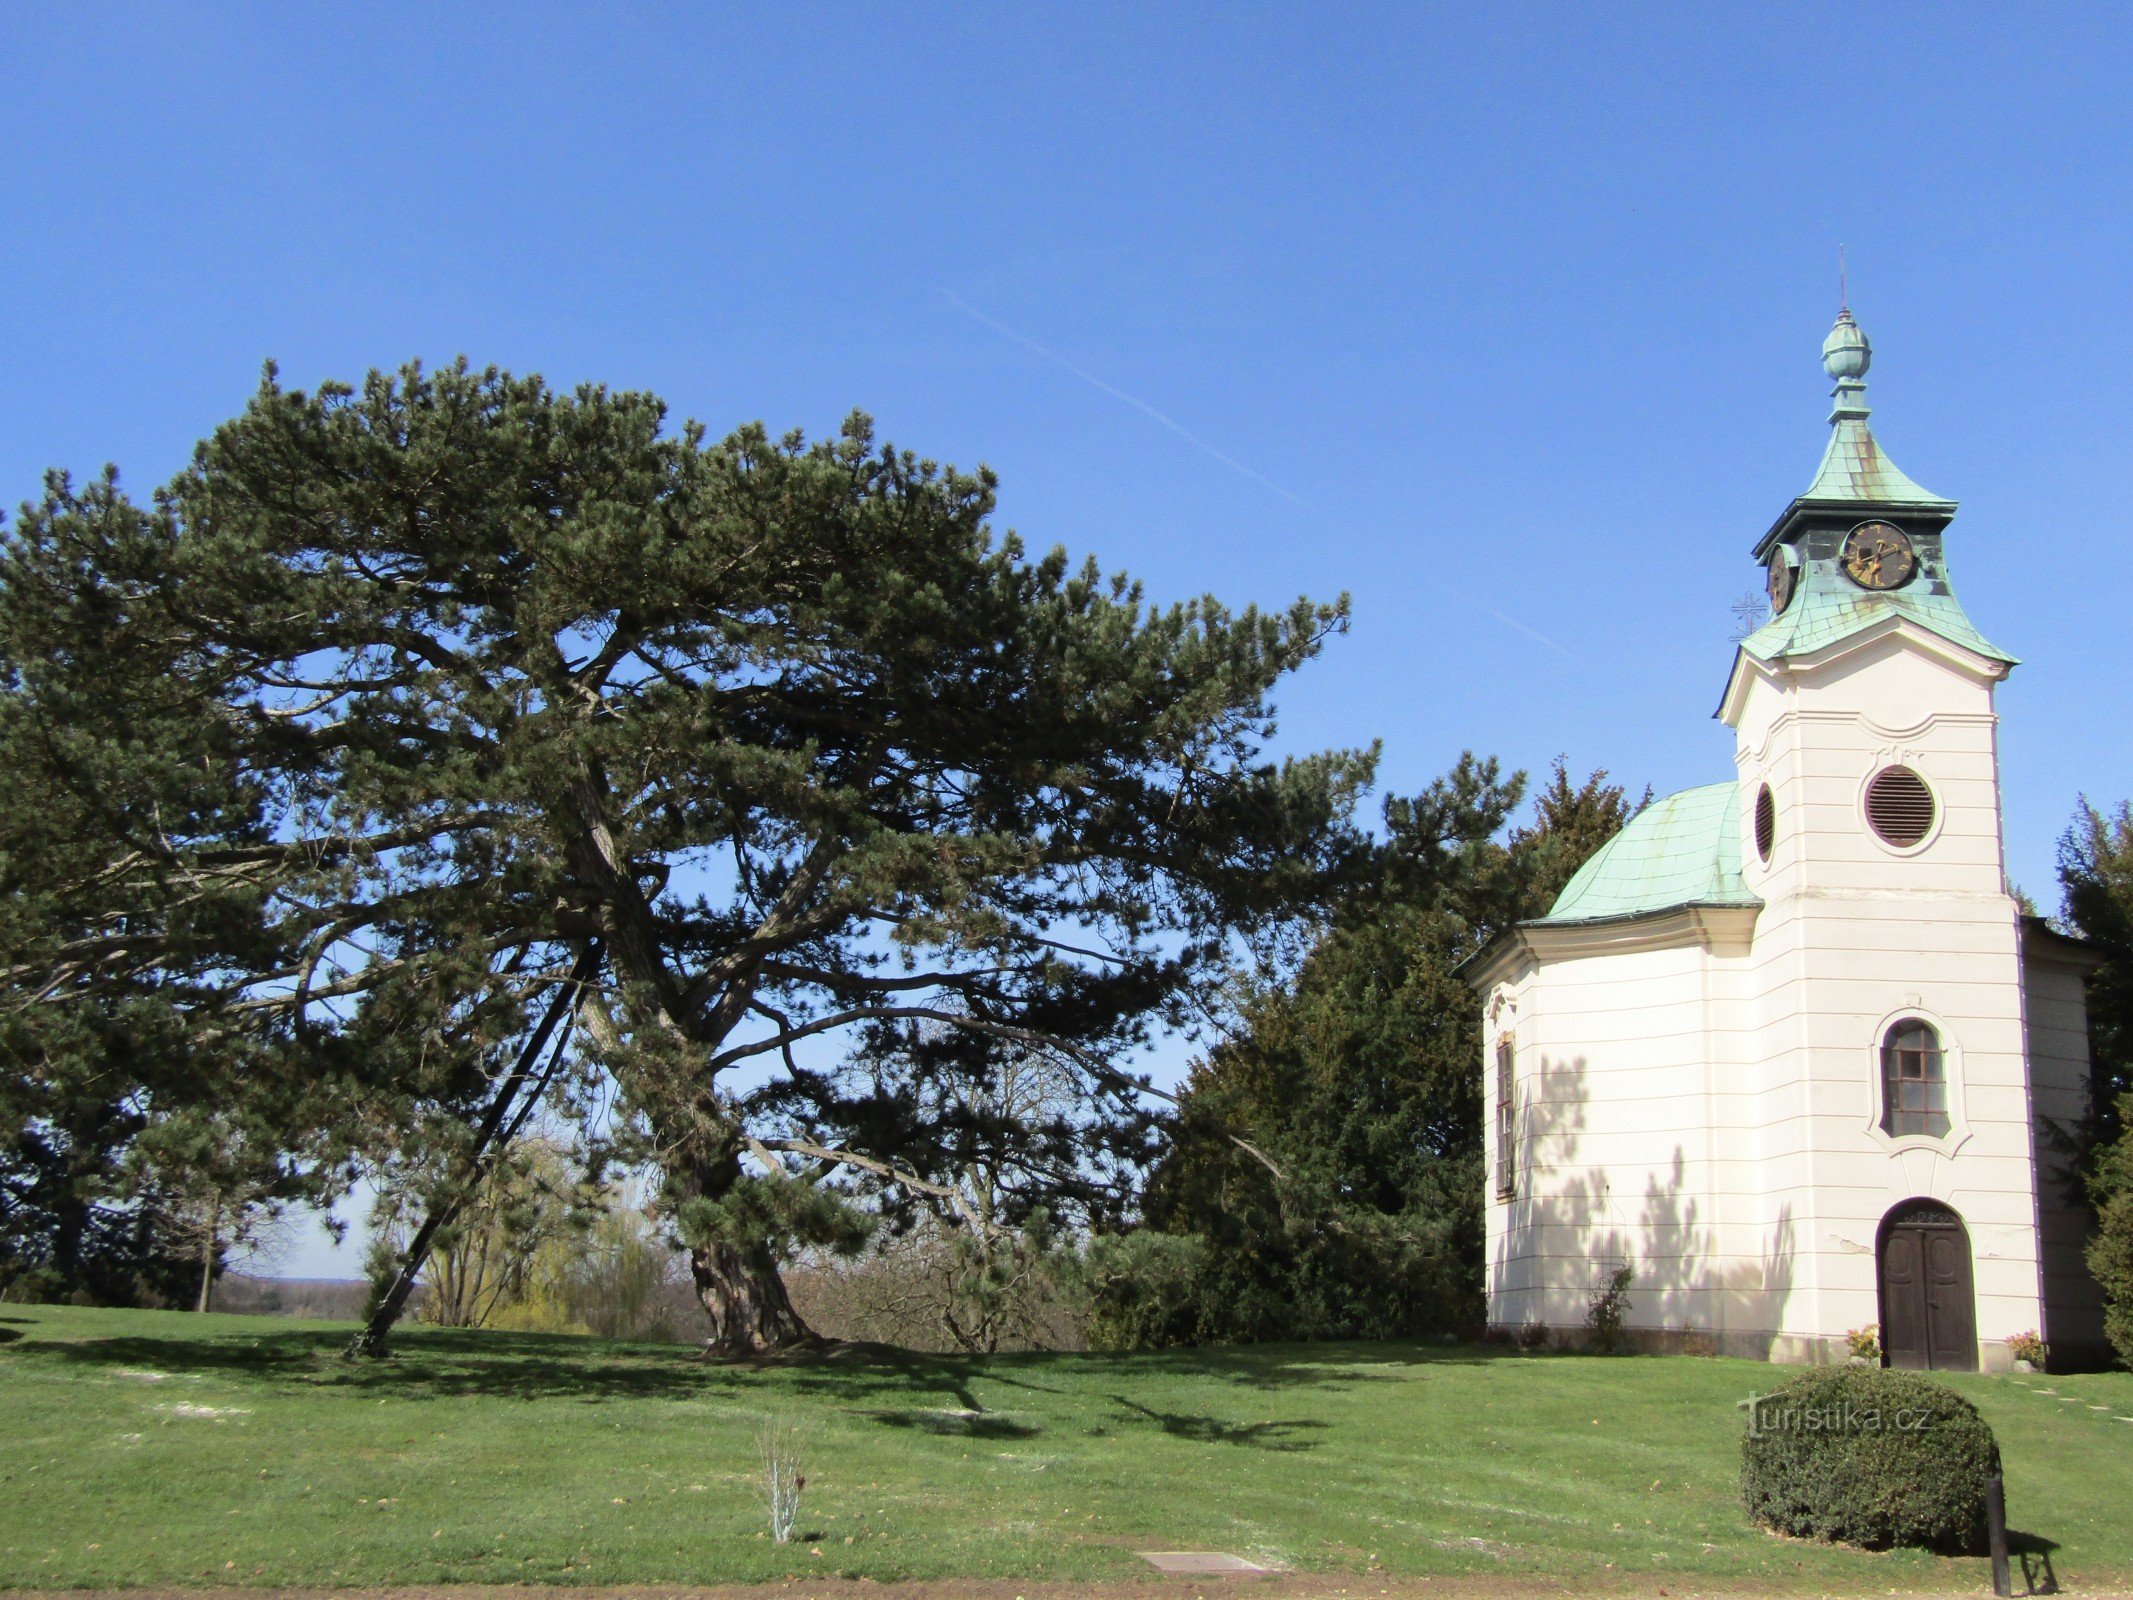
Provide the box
[1533,783,1758,927]
[1741,310,2016,672]
[1801,412,1953,506]
[1740,567,2016,665]
[1799,310,1953,508]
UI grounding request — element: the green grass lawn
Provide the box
[2,1303,2129,1592]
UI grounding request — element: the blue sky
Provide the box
[7,6,2131,1272]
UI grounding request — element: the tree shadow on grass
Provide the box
[1104,1393,1328,1451]
[2008,1530,2061,1596]
[23,1320,1546,1411]
[862,1406,1041,1439]
[779,1338,1486,1406]
[30,1326,736,1403]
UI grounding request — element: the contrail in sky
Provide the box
[940,290,1319,514]
[938,289,1575,660]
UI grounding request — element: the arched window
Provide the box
[1881,1020,1948,1138]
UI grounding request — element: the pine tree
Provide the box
[0,472,323,1301]
[2,364,1369,1352]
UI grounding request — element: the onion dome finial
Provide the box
[1822,309,1871,383]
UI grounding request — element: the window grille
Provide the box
[1881,1019,1949,1138]
[1495,1037,1516,1200]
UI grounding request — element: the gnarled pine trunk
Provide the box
[689,1233,815,1356]
[678,1143,819,1356]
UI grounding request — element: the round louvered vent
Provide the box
[1754,784,1776,863]
[1865,766,1936,848]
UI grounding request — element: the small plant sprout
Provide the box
[759,1421,806,1544]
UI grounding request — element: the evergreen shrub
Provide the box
[1073,1232,1208,1350]
[2086,1094,2133,1368]
[2093,1191,2133,1368]
[1740,1367,2000,1552]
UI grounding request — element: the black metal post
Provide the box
[1985,1472,2012,1598]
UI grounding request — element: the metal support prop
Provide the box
[1985,1472,2012,1597]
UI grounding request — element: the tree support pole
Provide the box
[345,943,600,1358]
[195,1192,219,1314]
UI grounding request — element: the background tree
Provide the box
[2061,801,2133,1149]
[2088,1094,2133,1367]
[1128,757,1637,1344]
[0,1090,199,1306]
[140,1110,293,1313]
[785,1033,1089,1352]
[364,1137,586,1331]
[4,363,1370,1353]
[0,473,333,1303]
[548,1190,690,1342]
[2060,799,2133,1365]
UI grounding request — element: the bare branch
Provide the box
[760,1137,995,1237]
[755,960,1016,994]
[706,1001,1286,1185]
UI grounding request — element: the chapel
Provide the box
[1463,309,2106,1372]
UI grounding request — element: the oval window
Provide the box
[1754,784,1776,863]
[1865,765,1936,848]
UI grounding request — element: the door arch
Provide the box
[1877,1199,1978,1371]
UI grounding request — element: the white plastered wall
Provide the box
[1482,619,2079,1368]
[1481,911,1774,1351]
[1727,625,2044,1368]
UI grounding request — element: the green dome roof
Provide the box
[1535,782,1760,926]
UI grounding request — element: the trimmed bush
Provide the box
[1740,1366,2001,1552]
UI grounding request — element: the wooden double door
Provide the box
[1877,1200,1978,1371]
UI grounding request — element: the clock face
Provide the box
[1842,521,1917,591]
[1767,557,1796,615]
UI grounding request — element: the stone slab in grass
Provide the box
[1138,1551,1268,1574]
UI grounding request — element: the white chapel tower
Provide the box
[1465,309,2106,1371]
